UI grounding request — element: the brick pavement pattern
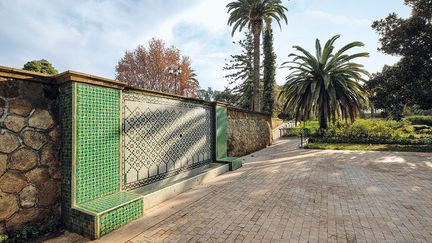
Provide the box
[51,139,432,243]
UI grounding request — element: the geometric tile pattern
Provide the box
[68,209,95,238]
[75,83,121,204]
[59,82,76,226]
[122,92,213,190]
[60,82,144,239]
[79,192,142,214]
[99,198,143,237]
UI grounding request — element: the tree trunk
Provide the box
[318,110,328,134]
[252,21,262,112]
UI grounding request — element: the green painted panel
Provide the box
[215,106,227,159]
[75,83,121,204]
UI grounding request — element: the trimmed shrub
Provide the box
[404,115,432,126]
[309,136,432,145]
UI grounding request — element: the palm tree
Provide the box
[227,0,287,112]
[280,35,369,131]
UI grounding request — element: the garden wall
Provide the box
[0,66,272,239]
[227,107,272,157]
[0,69,61,235]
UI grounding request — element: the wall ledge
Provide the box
[227,106,271,117]
[0,65,55,84]
[0,65,270,118]
[55,71,126,89]
[124,85,214,106]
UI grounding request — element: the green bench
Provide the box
[217,156,243,171]
[60,82,144,239]
[72,192,143,238]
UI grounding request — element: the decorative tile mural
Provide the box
[75,83,121,203]
[122,92,213,190]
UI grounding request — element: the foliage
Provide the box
[280,127,305,137]
[366,64,406,120]
[262,24,276,115]
[5,221,60,242]
[294,120,320,134]
[115,37,199,97]
[369,0,432,113]
[23,59,58,75]
[273,84,289,118]
[302,118,432,147]
[197,87,220,101]
[308,136,432,145]
[223,31,254,109]
[403,115,432,126]
[403,105,432,116]
[280,35,370,131]
[0,234,7,243]
[305,143,432,153]
[227,0,287,111]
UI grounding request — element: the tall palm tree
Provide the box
[280,35,370,131]
[227,0,287,112]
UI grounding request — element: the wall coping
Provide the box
[0,65,55,84]
[55,70,126,89]
[124,85,214,106]
[0,65,271,117]
[227,106,272,117]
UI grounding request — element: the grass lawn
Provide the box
[305,143,432,153]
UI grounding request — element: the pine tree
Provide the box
[262,24,276,115]
[223,31,254,109]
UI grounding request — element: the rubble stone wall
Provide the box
[227,108,272,157]
[0,78,61,234]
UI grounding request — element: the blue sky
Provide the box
[0,0,410,90]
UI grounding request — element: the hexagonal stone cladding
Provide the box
[0,154,7,176]
[22,130,48,150]
[9,99,32,117]
[0,75,61,233]
[0,131,20,153]
[28,109,54,129]
[19,185,38,208]
[9,148,38,172]
[0,172,27,193]
[3,115,26,133]
[0,192,19,220]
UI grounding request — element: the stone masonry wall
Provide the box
[0,78,61,234]
[227,108,272,157]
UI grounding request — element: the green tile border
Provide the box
[215,105,228,160]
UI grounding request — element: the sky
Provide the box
[0,0,411,90]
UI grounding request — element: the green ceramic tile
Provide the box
[75,83,121,204]
[79,192,142,213]
[99,199,143,236]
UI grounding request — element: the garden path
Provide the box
[47,138,432,243]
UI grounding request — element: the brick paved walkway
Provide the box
[49,138,432,243]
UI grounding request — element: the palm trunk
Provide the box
[252,21,262,112]
[319,110,328,134]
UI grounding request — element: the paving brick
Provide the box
[46,138,432,243]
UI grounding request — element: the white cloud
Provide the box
[0,0,409,91]
[304,10,370,27]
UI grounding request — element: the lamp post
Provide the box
[167,65,182,94]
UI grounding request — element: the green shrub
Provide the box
[294,121,320,134]
[6,221,61,242]
[0,234,8,243]
[281,128,310,137]
[309,136,432,145]
[404,115,432,126]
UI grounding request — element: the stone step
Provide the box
[131,163,229,211]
